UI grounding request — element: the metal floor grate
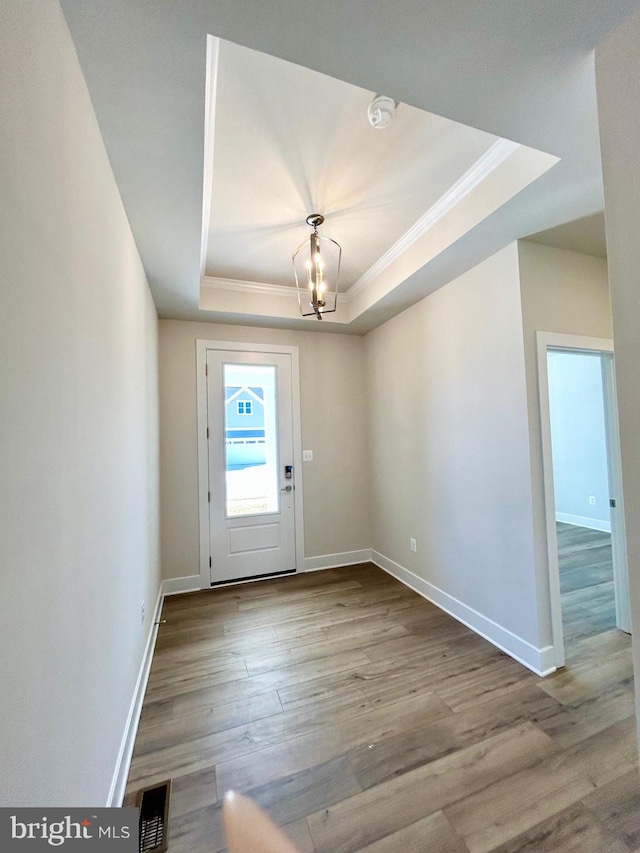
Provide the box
[136,780,171,853]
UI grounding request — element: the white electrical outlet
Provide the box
[410,538,417,553]
[303,450,313,462]
[141,601,145,625]
[589,495,596,506]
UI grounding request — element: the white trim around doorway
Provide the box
[195,339,305,590]
[537,331,631,670]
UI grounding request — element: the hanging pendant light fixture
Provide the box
[292,214,341,320]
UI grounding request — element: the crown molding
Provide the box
[200,275,347,302]
[345,138,520,301]
[201,276,298,297]
[201,138,519,308]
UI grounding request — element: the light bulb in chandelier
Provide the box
[292,214,342,320]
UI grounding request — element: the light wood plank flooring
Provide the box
[125,563,638,853]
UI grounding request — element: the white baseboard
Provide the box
[536,645,557,676]
[106,551,380,805]
[304,549,372,572]
[370,550,556,677]
[106,546,557,804]
[107,575,203,803]
[161,575,203,596]
[164,557,373,587]
[107,584,163,806]
[555,512,611,533]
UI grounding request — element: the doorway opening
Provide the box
[196,340,305,588]
[537,332,631,669]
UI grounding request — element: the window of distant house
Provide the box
[237,400,253,415]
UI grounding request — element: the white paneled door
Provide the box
[205,347,299,584]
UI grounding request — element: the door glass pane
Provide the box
[224,364,279,517]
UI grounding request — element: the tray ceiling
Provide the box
[60,0,636,331]
[205,39,498,289]
[200,37,558,327]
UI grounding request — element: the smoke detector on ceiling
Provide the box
[367,95,398,129]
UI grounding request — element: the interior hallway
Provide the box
[126,564,639,853]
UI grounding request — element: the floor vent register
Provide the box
[136,779,172,853]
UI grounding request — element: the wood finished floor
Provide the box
[126,562,638,853]
[558,522,616,658]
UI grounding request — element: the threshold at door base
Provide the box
[210,569,296,588]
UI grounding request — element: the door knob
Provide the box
[281,485,293,492]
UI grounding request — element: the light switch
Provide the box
[303,450,313,462]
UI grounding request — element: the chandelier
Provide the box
[292,214,341,320]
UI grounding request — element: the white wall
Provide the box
[159,320,370,580]
[517,241,612,648]
[364,245,547,669]
[0,0,160,806]
[547,351,611,530]
[596,10,640,742]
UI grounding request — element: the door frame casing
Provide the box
[537,331,631,669]
[196,339,305,589]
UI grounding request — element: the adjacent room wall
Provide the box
[547,351,611,531]
[159,320,370,580]
[518,241,612,648]
[364,245,546,670]
[0,0,160,806]
[596,9,640,742]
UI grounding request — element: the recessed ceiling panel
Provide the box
[205,38,498,289]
